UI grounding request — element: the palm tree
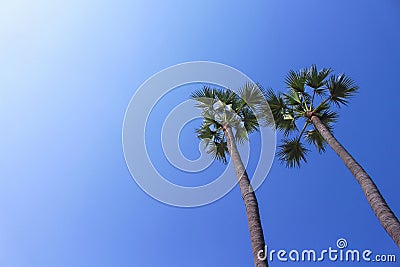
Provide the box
[191,84,269,267]
[266,65,400,247]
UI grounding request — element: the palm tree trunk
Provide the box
[224,126,268,267]
[310,114,400,247]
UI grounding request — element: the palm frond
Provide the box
[195,124,219,140]
[191,86,217,99]
[238,83,266,109]
[265,89,298,135]
[192,97,217,111]
[207,141,229,164]
[191,86,219,111]
[202,117,223,131]
[234,122,249,144]
[312,100,330,114]
[215,89,239,108]
[326,74,359,107]
[259,104,276,128]
[283,89,302,106]
[277,138,309,168]
[240,107,259,134]
[195,122,229,163]
[264,89,285,114]
[293,104,307,119]
[212,100,241,126]
[284,89,312,110]
[285,69,307,92]
[318,110,338,131]
[304,129,327,153]
[306,65,331,95]
[277,116,297,136]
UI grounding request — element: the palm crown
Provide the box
[191,83,267,163]
[266,65,359,168]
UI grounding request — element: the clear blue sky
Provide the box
[1,1,399,266]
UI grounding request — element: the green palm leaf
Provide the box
[305,129,327,153]
[326,74,359,107]
[215,89,238,108]
[264,89,285,114]
[240,107,259,133]
[191,86,219,111]
[195,124,220,140]
[238,83,265,110]
[234,122,249,144]
[265,89,298,135]
[312,100,330,114]
[191,86,217,99]
[283,89,302,106]
[285,69,308,92]
[207,141,229,164]
[318,110,338,131]
[277,138,309,168]
[306,64,331,95]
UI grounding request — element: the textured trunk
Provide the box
[224,126,268,267]
[310,115,400,247]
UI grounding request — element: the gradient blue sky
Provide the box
[1,1,399,266]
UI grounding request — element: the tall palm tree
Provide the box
[266,65,400,247]
[191,84,269,267]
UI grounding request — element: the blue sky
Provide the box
[1,1,399,266]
